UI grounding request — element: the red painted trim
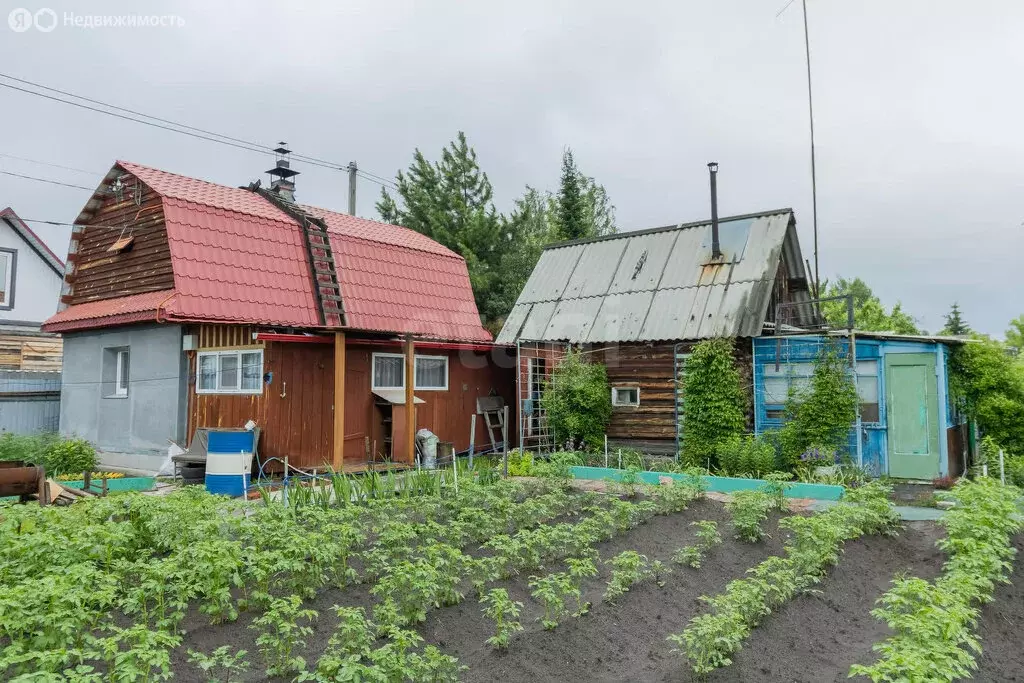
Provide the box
[253,332,508,352]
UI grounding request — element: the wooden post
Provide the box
[502,404,510,478]
[333,331,346,471]
[404,334,416,465]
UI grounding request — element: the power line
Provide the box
[0,170,92,191]
[0,153,96,176]
[0,72,399,189]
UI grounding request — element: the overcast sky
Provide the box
[1,1,1021,335]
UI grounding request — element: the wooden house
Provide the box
[495,208,817,456]
[42,160,515,472]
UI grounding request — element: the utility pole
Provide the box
[802,0,820,298]
[347,161,357,215]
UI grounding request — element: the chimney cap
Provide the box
[273,143,291,155]
[707,161,719,172]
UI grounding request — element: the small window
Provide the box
[115,350,129,396]
[196,349,263,394]
[102,346,129,398]
[0,248,15,309]
[856,360,880,423]
[612,386,640,407]
[372,353,449,391]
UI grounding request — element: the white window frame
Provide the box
[371,352,449,391]
[114,349,129,397]
[196,349,264,395]
[611,385,640,407]
[0,248,15,310]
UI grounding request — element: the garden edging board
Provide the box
[569,466,845,501]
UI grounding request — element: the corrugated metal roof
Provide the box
[496,209,806,344]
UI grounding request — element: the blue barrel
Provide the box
[205,430,255,497]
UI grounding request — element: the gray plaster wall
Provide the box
[60,324,188,471]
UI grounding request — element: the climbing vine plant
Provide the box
[778,343,858,465]
[541,349,612,450]
[679,339,746,468]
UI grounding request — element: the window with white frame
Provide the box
[0,248,15,309]
[102,346,129,398]
[612,386,640,407]
[197,349,264,394]
[115,349,129,396]
[372,353,449,391]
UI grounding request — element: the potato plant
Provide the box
[850,479,1023,682]
[672,483,899,675]
[726,490,773,542]
[603,551,655,603]
[673,520,722,569]
[481,588,524,649]
[250,594,317,677]
[186,646,249,683]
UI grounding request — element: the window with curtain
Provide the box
[197,349,264,394]
[372,353,449,391]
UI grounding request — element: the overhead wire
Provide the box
[0,170,92,191]
[0,73,399,189]
[0,153,96,176]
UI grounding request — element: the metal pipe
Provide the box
[708,162,722,260]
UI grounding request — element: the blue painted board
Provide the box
[569,466,845,501]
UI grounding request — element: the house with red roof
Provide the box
[42,157,515,472]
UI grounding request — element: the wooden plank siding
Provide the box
[0,334,62,372]
[185,327,518,470]
[67,177,173,305]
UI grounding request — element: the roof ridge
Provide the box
[0,207,65,273]
[543,207,794,251]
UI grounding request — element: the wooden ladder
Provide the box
[258,190,344,327]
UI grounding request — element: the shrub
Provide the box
[717,435,776,477]
[679,339,746,468]
[540,350,612,450]
[43,438,97,476]
[948,337,1024,456]
[779,345,858,466]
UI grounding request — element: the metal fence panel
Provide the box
[0,371,61,434]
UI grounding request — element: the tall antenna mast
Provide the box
[801,0,820,297]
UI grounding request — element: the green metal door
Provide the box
[885,353,939,479]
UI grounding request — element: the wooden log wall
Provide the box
[66,176,172,305]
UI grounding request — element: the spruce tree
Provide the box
[555,149,587,241]
[942,302,970,336]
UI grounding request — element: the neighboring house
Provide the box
[0,207,64,371]
[496,208,817,455]
[754,332,967,479]
[43,159,515,472]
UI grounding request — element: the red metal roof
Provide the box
[43,290,175,333]
[44,161,491,341]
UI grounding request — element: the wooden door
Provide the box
[885,353,939,479]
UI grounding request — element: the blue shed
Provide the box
[752,332,966,479]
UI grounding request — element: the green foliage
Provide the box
[672,520,722,569]
[820,277,919,333]
[376,136,616,330]
[760,472,793,512]
[679,339,746,468]
[778,345,857,466]
[941,302,971,336]
[540,350,612,450]
[42,438,97,477]
[850,479,1022,682]
[603,551,655,603]
[674,483,899,675]
[1005,314,1024,352]
[0,433,95,476]
[725,490,772,543]
[481,589,523,649]
[948,336,1024,455]
[249,594,317,677]
[716,435,776,477]
[186,646,249,683]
